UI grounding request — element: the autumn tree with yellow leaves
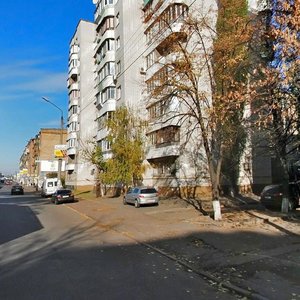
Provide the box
[148,1,252,219]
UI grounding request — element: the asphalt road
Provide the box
[0,185,238,300]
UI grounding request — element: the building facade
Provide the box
[65,0,258,195]
[19,128,67,186]
[93,0,145,161]
[66,20,97,189]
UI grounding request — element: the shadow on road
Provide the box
[0,204,43,244]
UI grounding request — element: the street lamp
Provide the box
[42,97,64,185]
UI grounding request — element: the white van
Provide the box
[41,178,60,197]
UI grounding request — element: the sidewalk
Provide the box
[64,194,300,300]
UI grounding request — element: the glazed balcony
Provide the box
[95,5,114,25]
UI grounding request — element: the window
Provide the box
[148,100,168,120]
[117,60,121,74]
[96,38,115,63]
[99,61,115,82]
[68,138,76,148]
[69,105,78,115]
[99,16,114,35]
[69,90,80,99]
[101,86,116,102]
[116,36,120,49]
[100,139,112,151]
[117,85,121,100]
[116,12,120,26]
[148,126,180,146]
[69,121,78,132]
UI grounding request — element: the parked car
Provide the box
[11,184,24,195]
[51,189,75,205]
[260,184,299,210]
[123,186,159,208]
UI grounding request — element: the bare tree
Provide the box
[146,2,252,220]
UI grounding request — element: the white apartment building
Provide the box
[67,0,255,195]
[91,0,222,195]
[66,20,97,188]
[93,0,145,160]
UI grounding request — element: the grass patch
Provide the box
[74,189,96,200]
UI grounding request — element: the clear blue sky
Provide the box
[0,1,95,175]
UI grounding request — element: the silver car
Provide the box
[123,186,159,208]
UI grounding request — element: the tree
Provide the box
[251,0,300,210]
[147,2,252,220]
[80,141,106,197]
[103,106,146,192]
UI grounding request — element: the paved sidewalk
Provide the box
[63,195,299,300]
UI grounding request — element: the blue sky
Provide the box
[0,1,94,175]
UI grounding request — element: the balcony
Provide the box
[97,75,115,92]
[69,52,79,61]
[68,82,79,92]
[68,113,78,123]
[96,51,115,73]
[67,147,77,156]
[96,127,109,141]
[66,163,75,171]
[98,98,116,114]
[68,66,79,79]
[69,97,79,108]
[146,143,180,160]
[94,29,115,52]
[95,6,115,25]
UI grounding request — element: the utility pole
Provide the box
[42,97,64,185]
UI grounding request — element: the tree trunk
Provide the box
[210,162,222,221]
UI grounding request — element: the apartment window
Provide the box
[70,44,79,54]
[101,86,116,102]
[116,85,121,100]
[99,61,115,82]
[97,38,115,62]
[68,138,76,148]
[69,121,78,132]
[146,50,160,69]
[148,126,180,146]
[117,60,121,74]
[154,161,176,176]
[69,90,80,99]
[116,36,120,49]
[100,139,112,151]
[99,16,114,36]
[146,66,169,93]
[116,12,120,26]
[148,100,168,120]
[69,105,78,115]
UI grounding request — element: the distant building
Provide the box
[19,128,67,186]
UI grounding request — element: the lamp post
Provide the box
[42,97,64,185]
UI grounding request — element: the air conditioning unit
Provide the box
[140,67,146,75]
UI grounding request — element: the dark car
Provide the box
[11,185,24,195]
[123,186,159,208]
[51,189,74,205]
[260,184,299,210]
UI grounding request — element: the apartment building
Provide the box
[66,20,97,188]
[19,138,36,185]
[68,0,255,195]
[19,128,67,186]
[93,0,145,160]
